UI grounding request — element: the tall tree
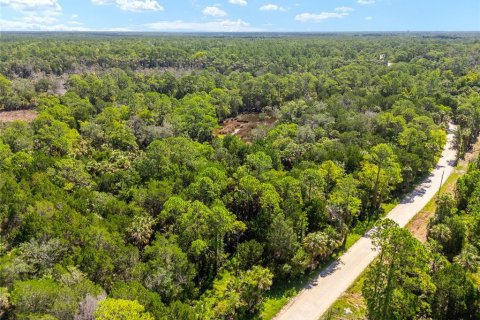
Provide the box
[363,220,435,320]
[359,144,402,211]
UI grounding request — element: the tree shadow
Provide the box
[399,186,428,204]
[447,159,456,167]
[363,226,378,238]
[316,259,344,280]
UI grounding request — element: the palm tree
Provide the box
[454,244,480,272]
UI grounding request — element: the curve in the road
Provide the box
[274,123,457,320]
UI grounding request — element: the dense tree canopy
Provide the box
[0,33,479,319]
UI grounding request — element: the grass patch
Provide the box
[259,264,326,320]
[381,202,397,215]
[259,287,296,320]
[344,234,361,249]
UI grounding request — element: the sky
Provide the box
[0,0,479,32]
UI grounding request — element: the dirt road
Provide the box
[274,123,457,320]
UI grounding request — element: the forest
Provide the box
[0,33,479,319]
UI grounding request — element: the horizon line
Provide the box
[2,30,479,34]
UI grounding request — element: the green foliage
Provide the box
[110,281,167,319]
[359,144,402,211]
[10,269,102,320]
[302,229,342,269]
[11,278,60,317]
[0,34,478,319]
[170,94,218,142]
[33,116,80,157]
[363,220,435,320]
[94,298,154,320]
[134,235,195,302]
[1,121,34,152]
[197,266,273,319]
[432,264,478,320]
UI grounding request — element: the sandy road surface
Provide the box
[274,124,457,320]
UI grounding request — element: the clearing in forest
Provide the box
[0,109,38,123]
[215,113,276,141]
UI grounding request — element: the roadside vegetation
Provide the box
[326,141,480,319]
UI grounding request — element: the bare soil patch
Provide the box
[0,109,38,123]
[215,113,276,141]
[460,135,480,166]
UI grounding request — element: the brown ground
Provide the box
[0,109,38,123]
[215,113,276,141]
[461,135,480,165]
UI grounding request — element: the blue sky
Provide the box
[0,0,479,32]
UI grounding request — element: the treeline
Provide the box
[1,34,479,77]
[363,157,480,319]
[0,35,478,319]
[1,34,479,111]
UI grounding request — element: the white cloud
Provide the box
[0,0,65,29]
[295,6,353,22]
[202,6,227,17]
[259,4,285,11]
[295,11,349,22]
[91,0,163,12]
[68,20,83,26]
[146,19,261,32]
[365,16,373,20]
[358,0,375,4]
[335,6,353,13]
[0,0,61,12]
[22,14,58,24]
[119,0,162,11]
[229,0,247,6]
[105,27,134,31]
[0,1,140,31]
[0,18,90,31]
